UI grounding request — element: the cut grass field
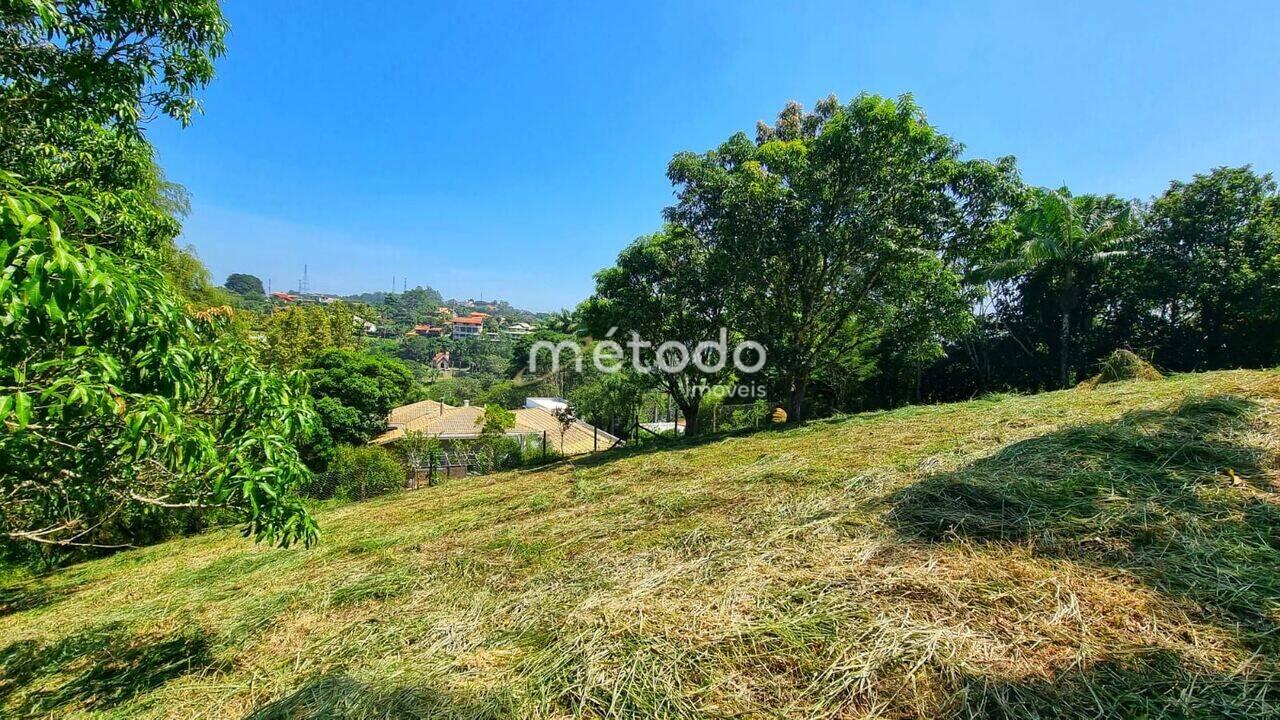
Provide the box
[3,369,1279,719]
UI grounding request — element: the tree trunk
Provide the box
[787,376,808,422]
[1059,302,1072,389]
[913,360,923,404]
[1059,269,1076,389]
[680,402,701,436]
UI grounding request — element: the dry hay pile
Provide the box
[1078,349,1164,389]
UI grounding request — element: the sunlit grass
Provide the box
[2,369,1278,718]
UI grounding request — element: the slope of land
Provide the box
[3,370,1279,719]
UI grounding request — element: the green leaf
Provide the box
[13,391,32,428]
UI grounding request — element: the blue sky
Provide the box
[150,0,1280,312]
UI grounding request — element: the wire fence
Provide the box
[705,400,772,433]
[299,434,567,501]
[630,398,774,440]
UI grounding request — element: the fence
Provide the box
[626,398,774,443]
[706,401,772,433]
[302,420,633,502]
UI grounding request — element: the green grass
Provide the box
[2,369,1279,719]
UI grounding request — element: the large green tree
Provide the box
[376,286,445,331]
[581,226,736,435]
[541,309,579,335]
[0,0,227,133]
[1,0,328,555]
[255,302,359,370]
[666,94,1018,419]
[225,272,265,298]
[0,176,317,550]
[1,1,231,301]
[301,348,416,469]
[1137,167,1280,369]
[568,371,646,439]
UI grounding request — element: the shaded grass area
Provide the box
[890,394,1280,716]
[244,672,516,720]
[0,370,1278,718]
[891,396,1280,637]
[958,652,1275,719]
[0,624,216,715]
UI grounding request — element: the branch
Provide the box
[5,529,134,549]
[126,492,225,509]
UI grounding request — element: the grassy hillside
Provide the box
[2,370,1278,719]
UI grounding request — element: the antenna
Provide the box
[300,264,310,294]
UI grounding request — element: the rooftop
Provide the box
[374,402,617,454]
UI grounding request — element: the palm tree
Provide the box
[991,187,1137,388]
[542,308,579,335]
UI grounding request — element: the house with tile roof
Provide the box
[450,313,486,339]
[373,401,619,456]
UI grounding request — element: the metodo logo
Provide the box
[528,328,766,375]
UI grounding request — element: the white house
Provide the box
[450,313,485,339]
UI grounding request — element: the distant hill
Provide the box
[338,288,540,330]
[444,298,538,324]
[3,369,1278,718]
[341,286,443,315]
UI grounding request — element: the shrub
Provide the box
[327,445,406,501]
[473,435,525,473]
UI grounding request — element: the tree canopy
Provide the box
[989,188,1138,387]
[0,174,317,550]
[0,0,228,132]
[581,225,734,434]
[300,348,416,468]
[225,273,265,297]
[1138,167,1280,369]
[0,0,326,559]
[255,302,359,370]
[660,94,1019,419]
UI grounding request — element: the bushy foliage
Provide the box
[254,303,359,369]
[422,377,485,406]
[569,372,646,437]
[323,445,405,501]
[0,174,318,552]
[0,0,227,132]
[476,403,515,436]
[396,333,449,365]
[931,166,1280,403]
[366,286,444,333]
[581,226,733,434]
[1126,166,1280,369]
[300,348,416,469]
[225,273,264,297]
[0,2,228,303]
